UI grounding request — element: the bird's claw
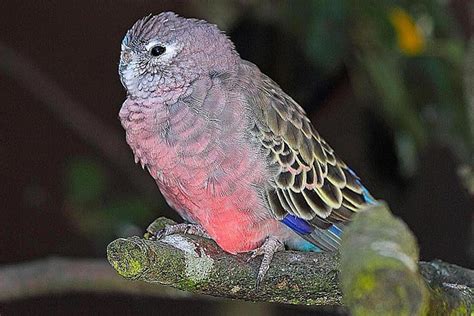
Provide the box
[147,223,211,240]
[247,236,284,287]
[247,248,263,263]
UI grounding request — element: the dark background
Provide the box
[0,1,472,315]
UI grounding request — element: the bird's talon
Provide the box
[154,230,165,240]
[144,231,157,240]
[147,223,210,241]
[247,251,257,263]
[248,236,284,286]
[247,248,264,262]
[256,273,265,289]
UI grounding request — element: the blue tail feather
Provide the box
[348,168,377,205]
[329,223,343,236]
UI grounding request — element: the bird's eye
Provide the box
[150,45,166,57]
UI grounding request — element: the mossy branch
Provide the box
[107,204,473,314]
[108,220,342,306]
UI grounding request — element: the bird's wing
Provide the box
[246,69,376,251]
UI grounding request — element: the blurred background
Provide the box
[0,0,472,315]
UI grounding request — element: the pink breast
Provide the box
[121,95,280,254]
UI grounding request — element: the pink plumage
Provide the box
[118,12,374,282]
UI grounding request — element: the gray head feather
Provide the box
[119,11,238,98]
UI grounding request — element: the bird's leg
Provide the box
[248,236,285,286]
[147,223,211,240]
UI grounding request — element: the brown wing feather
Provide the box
[249,72,370,228]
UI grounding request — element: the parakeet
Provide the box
[118,12,376,284]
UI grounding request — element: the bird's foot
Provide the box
[147,222,211,240]
[248,236,284,287]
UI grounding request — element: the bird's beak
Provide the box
[119,49,132,90]
[121,49,132,64]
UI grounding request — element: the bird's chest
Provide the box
[119,101,168,172]
[120,99,275,253]
[120,98,225,184]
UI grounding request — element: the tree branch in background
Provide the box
[459,38,474,195]
[0,42,158,200]
[107,205,473,314]
[0,257,194,302]
[464,39,474,151]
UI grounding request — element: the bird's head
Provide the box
[119,12,238,98]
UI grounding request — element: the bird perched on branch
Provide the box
[118,12,376,284]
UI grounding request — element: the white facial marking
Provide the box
[146,41,182,64]
[145,40,161,52]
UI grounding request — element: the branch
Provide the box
[340,203,473,315]
[108,235,342,306]
[107,205,473,314]
[0,257,194,302]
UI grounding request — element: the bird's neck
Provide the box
[119,88,180,168]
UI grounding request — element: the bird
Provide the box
[118,12,376,284]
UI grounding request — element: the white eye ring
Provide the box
[145,41,181,63]
[145,41,162,52]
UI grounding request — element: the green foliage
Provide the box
[66,158,106,204]
[290,0,470,173]
[223,0,471,177]
[305,0,349,74]
[64,157,155,249]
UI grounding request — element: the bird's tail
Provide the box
[302,223,343,252]
[303,183,378,252]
